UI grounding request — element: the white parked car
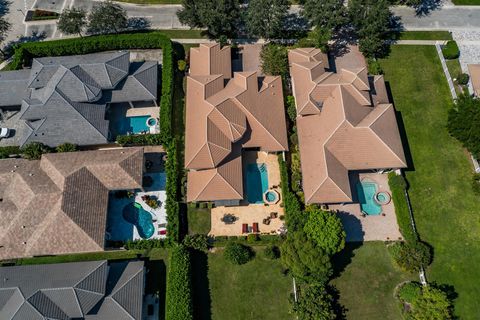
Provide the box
[0,128,10,139]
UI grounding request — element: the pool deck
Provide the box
[330,172,403,242]
[126,106,159,118]
[209,151,286,236]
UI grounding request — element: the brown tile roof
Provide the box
[289,46,407,204]
[0,148,144,260]
[185,43,288,202]
[468,64,480,96]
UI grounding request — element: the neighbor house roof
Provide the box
[0,260,145,319]
[185,43,288,202]
[468,64,480,96]
[0,148,143,260]
[0,51,158,147]
[289,46,407,204]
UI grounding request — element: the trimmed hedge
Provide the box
[166,245,193,320]
[211,234,283,247]
[388,172,417,242]
[124,238,166,250]
[0,146,21,159]
[442,40,460,60]
[278,154,304,231]
[165,141,180,243]
[5,32,174,144]
[116,133,162,146]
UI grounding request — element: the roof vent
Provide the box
[29,173,34,176]
[22,242,26,245]
[10,170,15,173]
[22,225,26,229]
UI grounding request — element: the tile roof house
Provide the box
[185,43,288,202]
[0,51,157,147]
[0,260,145,319]
[468,64,480,96]
[288,47,407,204]
[0,148,144,260]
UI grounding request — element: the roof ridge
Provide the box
[110,266,143,296]
[192,171,217,200]
[106,296,135,319]
[73,258,107,289]
[216,169,243,198]
[132,65,157,98]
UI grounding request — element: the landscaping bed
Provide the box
[26,9,59,21]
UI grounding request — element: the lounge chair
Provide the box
[242,223,248,234]
[253,223,259,233]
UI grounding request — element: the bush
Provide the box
[397,281,422,304]
[0,146,21,159]
[264,245,280,260]
[224,242,253,265]
[389,241,432,272]
[472,173,480,195]
[286,95,297,123]
[456,73,469,85]
[183,234,209,251]
[116,134,162,146]
[303,207,346,255]
[177,59,187,71]
[55,143,78,153]
[290,284,336,320]
[124,238,166,250]
[166,245,193,320]
[442,41,460,60]
[21,142,52,160]
[247,233,259,243]
[367,58,384,75]
[211,234,283,247]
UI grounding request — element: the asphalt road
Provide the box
[392,6,480,30]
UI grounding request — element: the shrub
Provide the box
[183,234,209,251]
[472,173,480,195]
[177,59,187,71]
[456,73,469,85]
[124,238,166,250]
[303,207,346,255]
[116,134,162,146]
[224,242,253,265]
[397,281,422,304]
[367,58,384,75]
[286,95,297,123]
[410,286,454,320]
[0,146,21,159]
[247,233,259,243]
[21,142,52,160]
[290,284,336,320]
[264,245,280,260]
[442,41,460,60]
[389,241,432,272]
[55,142,78,153]
[166,245,193,320]
[389,173,407,190]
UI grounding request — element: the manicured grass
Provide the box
[379,45,480,318]
[157,29,207,39]
[332,242,414,320]
[187,207,212,234]
[446,58,465,95]
[115,0,182,4]
[452,0,480,4]
[394,31,453,41]
[192,248,292,320]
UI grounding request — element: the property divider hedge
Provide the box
[116,133,162,146]
[388,172,417,242]
[166,245,193,320]
[278,154,304,231]
[165,140,180,243]
[211,234,284,247]
[6,32,174,144]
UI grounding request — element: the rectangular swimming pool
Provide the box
[117,115,150,135]
[356,181,382,215]
[246,163,269,204]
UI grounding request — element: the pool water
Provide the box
[118,116,150,134]
[246,163,269,204]
[122,203,155,239]
[266,191,277,202]
[356,182,382,215]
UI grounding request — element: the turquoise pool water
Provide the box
[356,182,382,215]
[246,163,269,204]
[118,116,150,134]
[122,203,155,239]
[265,191,277,202]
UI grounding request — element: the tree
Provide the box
[302,0,347,31]
[88,0,128,34]
[246,0,289,39]
[55,143,78,153]
[410,286,453,320]
[260,43,288,77]
[0,16,11,56]
[290,284,336,320]
[281,230,332,283]
[303,207,346,255]
[349,0,392,58]
[447,93,480,159]
[57,8,87,37]
[177,0,240,39]
[224,242,253,265]
[389,241,432,272]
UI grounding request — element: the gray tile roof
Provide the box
[0,51,158,147]
[0,260,145,319]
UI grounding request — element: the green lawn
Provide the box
[452,0,480,4]
[187,207,212,234]
[394,31,453,40]
[379,45,480,318]
[192,248,292,320]
[331,242,414,320]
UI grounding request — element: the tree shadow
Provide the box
[328,284,348,320]
[0,0,10,16]
[282,13,309,40]
[331,241,363,279]
[336,210,365,242]
[191,250,212,320]
[2,31,47,58]
[127,17,151,31]
[414,0,443,17]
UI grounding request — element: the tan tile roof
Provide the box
[468,64,480,96]
[0,148,143,259]
[185,43,288,202]
[289,46,407,204]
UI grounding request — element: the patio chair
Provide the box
[270,212,278,219]
[253,223,259,233]
[242,223,248,234]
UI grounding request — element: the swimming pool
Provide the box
[356,181,382,215]
[246,163,269,204]
[122,202,155,239]
[117,116,150,135]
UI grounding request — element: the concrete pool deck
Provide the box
[330,172,403,242]
[209,151,286,236]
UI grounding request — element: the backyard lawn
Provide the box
[191,248,292,320]
[452,0,480,4]
[331,242,414,320]
[379,45,480,318]
[187,207,212,234]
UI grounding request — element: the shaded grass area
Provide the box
[187,207,212,234]
[392,31,452,41]
[452,0,480,4]
[192,248,292,320]
[379,45,480,318]
[331,242,414,320]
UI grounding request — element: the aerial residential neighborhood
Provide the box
[0,0,479,320]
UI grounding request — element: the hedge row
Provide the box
[124,238,166,250]
[165,245,193,320]
[6,32,174,144]
[211,234,284,247]
[0,146,21,159]
[165,141,180,243]
[116,134,162,146]
[388,172,417,242]
[278,154,304,231]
